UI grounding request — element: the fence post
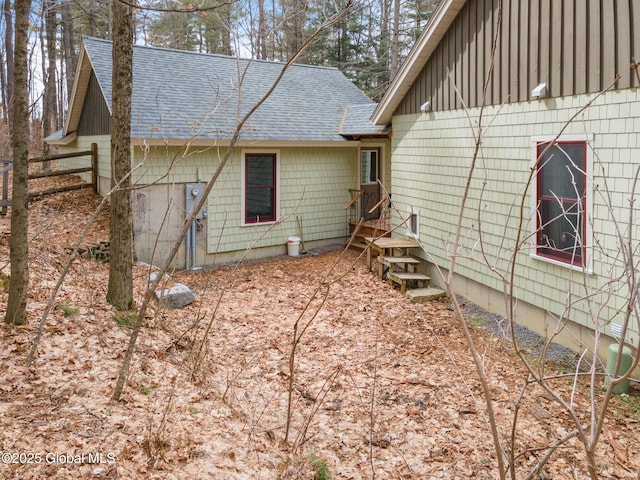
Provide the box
[91,143,98,194]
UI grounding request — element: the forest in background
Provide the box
[0,0,438,157]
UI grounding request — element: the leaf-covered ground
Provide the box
[0,181,639,479]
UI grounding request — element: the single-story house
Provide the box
[47,36,391,268]
[372,0,640,358]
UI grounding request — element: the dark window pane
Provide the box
[536,142,586,266]
[369,151,378,183]
[245,154,276,223]
[246,188,274,218]
[247,156,275,186]
[539,143,585,199]
[538,199,583,260]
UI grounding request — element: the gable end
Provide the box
[396,0,640,116]
[77,71,110,136]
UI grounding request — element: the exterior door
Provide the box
[360,148,381,220]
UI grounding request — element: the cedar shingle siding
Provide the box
[396,0,640,115]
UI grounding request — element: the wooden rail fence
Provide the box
[0,143,97,215]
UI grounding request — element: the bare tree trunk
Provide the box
[257,0,267,60]
[61,0,76,103]
[221,5,232,56]
[389,0,400,79]
[3,0,14,133]
[106,0,134,311]
[5,0,32,326]
[0,47,6,128]
[378,0,390,68]
[42,0,58,158]
[0,43,8,155]
[282,0,307,61]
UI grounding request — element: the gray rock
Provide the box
[149,271,171,283]
[155,283,196,308]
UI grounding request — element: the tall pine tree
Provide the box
[106,0,134,310]
[4,0,32,326]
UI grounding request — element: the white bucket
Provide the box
[287,236,301,256]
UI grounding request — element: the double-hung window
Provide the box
[532,135,591,269]
[244,152,278,224]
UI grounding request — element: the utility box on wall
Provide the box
[185,183,207,269]
[186,183,207,220]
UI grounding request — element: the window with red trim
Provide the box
[245,153,276,224]
[535,141,587,267]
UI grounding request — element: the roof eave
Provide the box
[132,138,362,148]
[44,131,78,146]
[372,0,467,125]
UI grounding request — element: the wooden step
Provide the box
[348,241,368,251]
[387,272,431,294]
[377,255,420,266]
[376,255,420,279]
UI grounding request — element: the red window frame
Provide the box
[535,141,587,267]
[244,153,276,224]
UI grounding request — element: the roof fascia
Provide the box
[133,138,362,148]
[45,132,77,146]
[62,44,90,135]
[372,0,467,125]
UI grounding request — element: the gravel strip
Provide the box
[456,297,582,367]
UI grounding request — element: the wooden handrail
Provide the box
[344,189,364,210]
[368,193,389,214]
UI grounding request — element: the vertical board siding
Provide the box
[468,2,478,107]
[77,72,110,136]
[396,0,639,115]
[492,0,502,105]
[633,0,640,87]
[528,0,540,93]
[617,0,632,89]
[601,0,616,87]
[448,27,455,107]
[500,0,511,103]
[575,3,588,94]
[539,0,551,91]
[462,8,471,106]
[562,0,575,96]
[478,0,486,104]
[509,0,520,101]
[455,14,464,109]
[550,0,563,97]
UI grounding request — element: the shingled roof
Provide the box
[340,104,391,138]
[56,36,379,144]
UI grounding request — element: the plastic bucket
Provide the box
[287,236,301,256]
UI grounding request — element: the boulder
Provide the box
[155,283,196,309]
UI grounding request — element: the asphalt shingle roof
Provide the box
[83,36,377,143]
[340,104,391,136]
